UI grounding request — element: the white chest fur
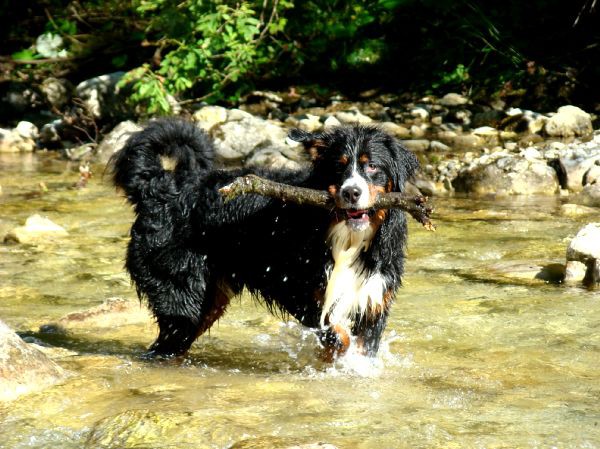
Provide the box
[321,221,386,327]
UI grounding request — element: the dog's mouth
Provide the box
[345,208,370,222]
[341,208,373,231]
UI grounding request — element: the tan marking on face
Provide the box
[370,209,387,228]
[386,179,393,192]
[368,184,386,204]
[339,155,349,165]
[359,154,370,165]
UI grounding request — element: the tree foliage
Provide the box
[1,0,598,114]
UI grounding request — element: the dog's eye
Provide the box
[366,163,378,174]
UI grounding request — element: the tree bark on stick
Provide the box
[219,174,436,231]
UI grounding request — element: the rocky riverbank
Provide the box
[1,72,599,206]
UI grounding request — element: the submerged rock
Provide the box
[559,203,600,217]
[0,319,66,401]
[564,223,600,285]
[4,214,68,244]
[484,262,564,285]
[230,438,338,449]
[86,409,190,447]
[51,297,151,330]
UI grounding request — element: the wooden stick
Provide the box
[219,174,436,231]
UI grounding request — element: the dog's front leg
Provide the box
[353,310,390,357]
[317,323,351,362]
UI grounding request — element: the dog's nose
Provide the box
[342,186,362,204]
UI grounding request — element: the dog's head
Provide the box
[289,125,419,231]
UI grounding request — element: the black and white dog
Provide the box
[111,118,419,359]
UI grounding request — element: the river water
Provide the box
[0,152,599,449]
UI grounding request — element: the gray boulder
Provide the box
[545,105,593,138]
[555,150,600,191]
[580,183,600,207]
[584,163,600,185]
[564,223,600,285]
[453,152,559,196]
[95,120,143,164]
[211,111,292,165]
[40,77,71,109]
[75,72,126,120]
[0,319,66,401]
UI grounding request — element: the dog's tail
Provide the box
[110,118,214,205]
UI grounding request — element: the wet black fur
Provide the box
[110,118,419,358]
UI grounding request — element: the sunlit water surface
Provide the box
[0,153,599,449]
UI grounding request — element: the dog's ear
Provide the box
[387,137,420,191]
[288,129,327,161]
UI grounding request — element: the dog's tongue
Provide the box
[347,209,368,219]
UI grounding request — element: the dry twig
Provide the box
[219,174,436,231]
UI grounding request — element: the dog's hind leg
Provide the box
[144,279,234,358]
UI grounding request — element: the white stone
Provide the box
[323,115,342,129]
[96,121,143,164]
[563,260,587,283]
[380,122,410,139]
[566,223,600,262]
[410,107,429,119]
[473,126,498,137]
[15,121,38,140]
[334,110,373,125]
[439,92,468,106]
[545,105,593,137]
[192,106,228,131]
[4,214,68,244]
[297,114,322,132]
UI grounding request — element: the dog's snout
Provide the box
[342,186,362,204]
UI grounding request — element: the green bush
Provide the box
[2,0,598,114]
[119,0,292,115]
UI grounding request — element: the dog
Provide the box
[110,118,419,359]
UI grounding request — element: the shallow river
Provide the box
[0,153,599,449]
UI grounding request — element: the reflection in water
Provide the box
[1,153,599,448]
